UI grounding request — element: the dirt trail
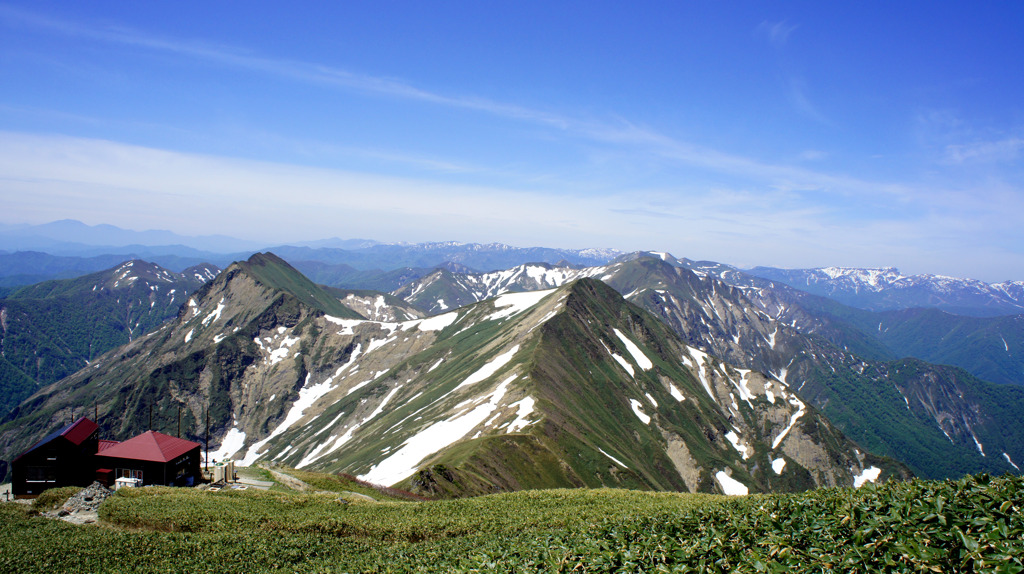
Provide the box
[263,466,376,501]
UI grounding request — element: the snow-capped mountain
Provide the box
[745,266,1024,317]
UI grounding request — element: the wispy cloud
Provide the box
[945,137,1024,164]
[787,77,831,125]
[1,5,881,199]
[798,150,828,162]
[756,20,799,47]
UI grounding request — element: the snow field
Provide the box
[485,289,557,322]
[359,374,520,486]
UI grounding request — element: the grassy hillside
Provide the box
[237,253,363,319]
[1,472,1020,572]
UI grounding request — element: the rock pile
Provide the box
[45,482,114,524]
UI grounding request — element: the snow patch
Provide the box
[685,347,716,402]
[505,396,536,433]
[614,329,653,370]
[725,431,750,459]
[454,345,520,391]
[629,399,651,424]
[269,335,301,365]
[239,374,333,466]
[715,471,748,495]
[668,383,685,402]
[611,352,635,377]
[645,392,658,408]
[598,447,628,468]
[202,299,226,326]
[772,397,806,449]
[325,316,364,335]
[485,289,556,321]
[972,432,986,457]
[1003,452,1021,471]
[414,312,459,332]
[207,428,246,462]
[772,458,786,474]
[853,466,881,487]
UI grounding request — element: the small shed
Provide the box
[11,417,100,498]
[94,430,201,487]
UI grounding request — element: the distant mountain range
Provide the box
[0,219,265,254]
[3,220,1023,318]
[745,266,1024,317]
[0,220,623,286]
[4,250,1024,491]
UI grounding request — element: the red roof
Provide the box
[95,431,200,463]
[62,417,99,445]
[17,417,98,459]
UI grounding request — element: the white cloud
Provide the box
[945,137,1023,164]
[756,20,799,47]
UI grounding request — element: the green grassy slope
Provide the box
[237,253,363,319]
[1,472,1020,572]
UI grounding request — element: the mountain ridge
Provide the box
[0,254,903,495]
[388,254,1024,478]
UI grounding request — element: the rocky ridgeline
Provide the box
[45,482,114,524]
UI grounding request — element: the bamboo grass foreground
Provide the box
[1,472,1021,573]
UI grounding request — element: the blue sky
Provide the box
[0,2,1022,280]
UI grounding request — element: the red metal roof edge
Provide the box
[98,439,120,452]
